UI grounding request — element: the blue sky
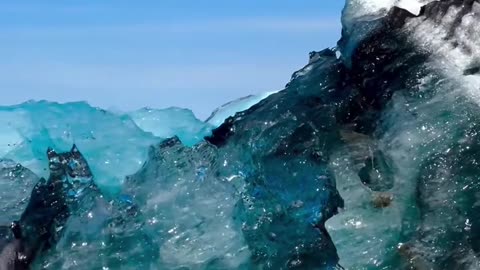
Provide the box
[0,1,343,119]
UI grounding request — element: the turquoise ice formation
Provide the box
[1,0,480,269]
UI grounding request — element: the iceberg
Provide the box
[0,0,480,269]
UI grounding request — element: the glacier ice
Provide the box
[402,0,480,97]
[0,101,234,194]
[123,137,251,269]
[29,146,158,270]
[1,0,480,269]
[329,1,480,268]
[128,107,213,146]
[343,0,437,20]
[339,0,439,64]
[0,101,160,194]
[0,160,39,224]
[205,91,277,127]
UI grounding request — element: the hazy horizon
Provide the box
[0,1,343,119]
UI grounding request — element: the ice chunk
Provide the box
[0,1,478,269]
[0,111,27,158]
[0,159,39,224]
[123,137,251,269]
[31,145,159,270]
[128,107,213,146]
[341,0,440,30]
[205,91,277,127]
[343,0,434,21]
[124,91,350,267]
[0,101,160,194]
[205,51,347,269]
[339,0,438,64]
[328,1,480,268]
[402,1,480,99]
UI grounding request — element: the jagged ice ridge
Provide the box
[1,0,480,269]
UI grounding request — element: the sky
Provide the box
[0,1,344,119]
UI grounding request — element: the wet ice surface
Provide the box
[1,0,480,269]
[0,101,160,194]
[123,138,251,269]
[205,91,277,127]
[0,160,39,224]
[128,107,214,146]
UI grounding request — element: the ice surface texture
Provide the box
[205,91,277,127]
[331,0,480,268]
[124,56,348,266]
[0,160,39,224]
[128,107,214,146]
[0,99,266,192]
[1,0,480,269]
[0,101,160,194]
